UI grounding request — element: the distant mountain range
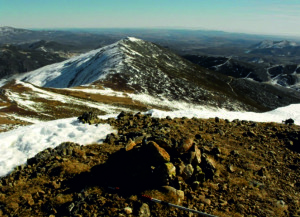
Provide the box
[246,40,300,56]
[183,55,300,91]
[0,26,118,51]
[0,27,299,116]
[251,40,298,49]
[0,43,66,78]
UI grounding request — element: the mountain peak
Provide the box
[0,26,15,31]
[124,36,143,42]
[15,37,151,88]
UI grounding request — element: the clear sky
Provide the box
[1,0,300,36]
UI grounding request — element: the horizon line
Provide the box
[2,25,300,39]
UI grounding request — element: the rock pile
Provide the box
[0,111,299,216]
[77,111,100,124]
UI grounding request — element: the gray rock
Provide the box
[189,144,201,165]
[162,186,184,204]
[201,154,216,180]
[194,166,206,182]
[139,203,151,217]
[228,164,235,173]
[124,207,132,214]
[182,164,194,180]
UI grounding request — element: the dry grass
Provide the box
[229,177,249,187]
[212,211,244,217]
[50,88,148,109]
[60,161,90,175]
[0,115,25,125]
[53,194,73,206]
[143,189,183,205]
[0,178,46,212]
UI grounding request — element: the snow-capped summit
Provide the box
[252,40,298,49]
[0,26,15,32]
[16,37,156,88]
[247,39,300,57]
[0,26,31,36]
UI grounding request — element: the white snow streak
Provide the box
[146,103,300,125]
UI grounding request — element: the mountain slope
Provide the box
[2,37,299,112]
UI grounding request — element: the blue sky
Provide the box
[1,0,300,36]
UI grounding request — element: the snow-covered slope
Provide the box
[0,26,32,37]
[16,38,127,88]
[253,40,298,49]
[247,40,300,57]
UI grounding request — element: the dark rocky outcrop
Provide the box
[77,111,100,124]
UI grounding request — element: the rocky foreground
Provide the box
[0,112,299,217]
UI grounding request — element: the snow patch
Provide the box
[0,118,116,177]
[127,37,142,42]
[68,87,127,98]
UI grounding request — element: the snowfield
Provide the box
[0,117,117,177]
[0,103,299,178]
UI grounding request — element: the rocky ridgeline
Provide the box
[0,112,300,216]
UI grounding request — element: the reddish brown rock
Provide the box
[189,144,201,165]
[146,141,170,163]
[125,139,137,151]
[178,138,194,153]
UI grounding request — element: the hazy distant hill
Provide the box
[246,40,300,56]
[0,44,66,78]
[0,26,118,51]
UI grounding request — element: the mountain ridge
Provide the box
[0,37,299,113]
[7,37,253,111]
